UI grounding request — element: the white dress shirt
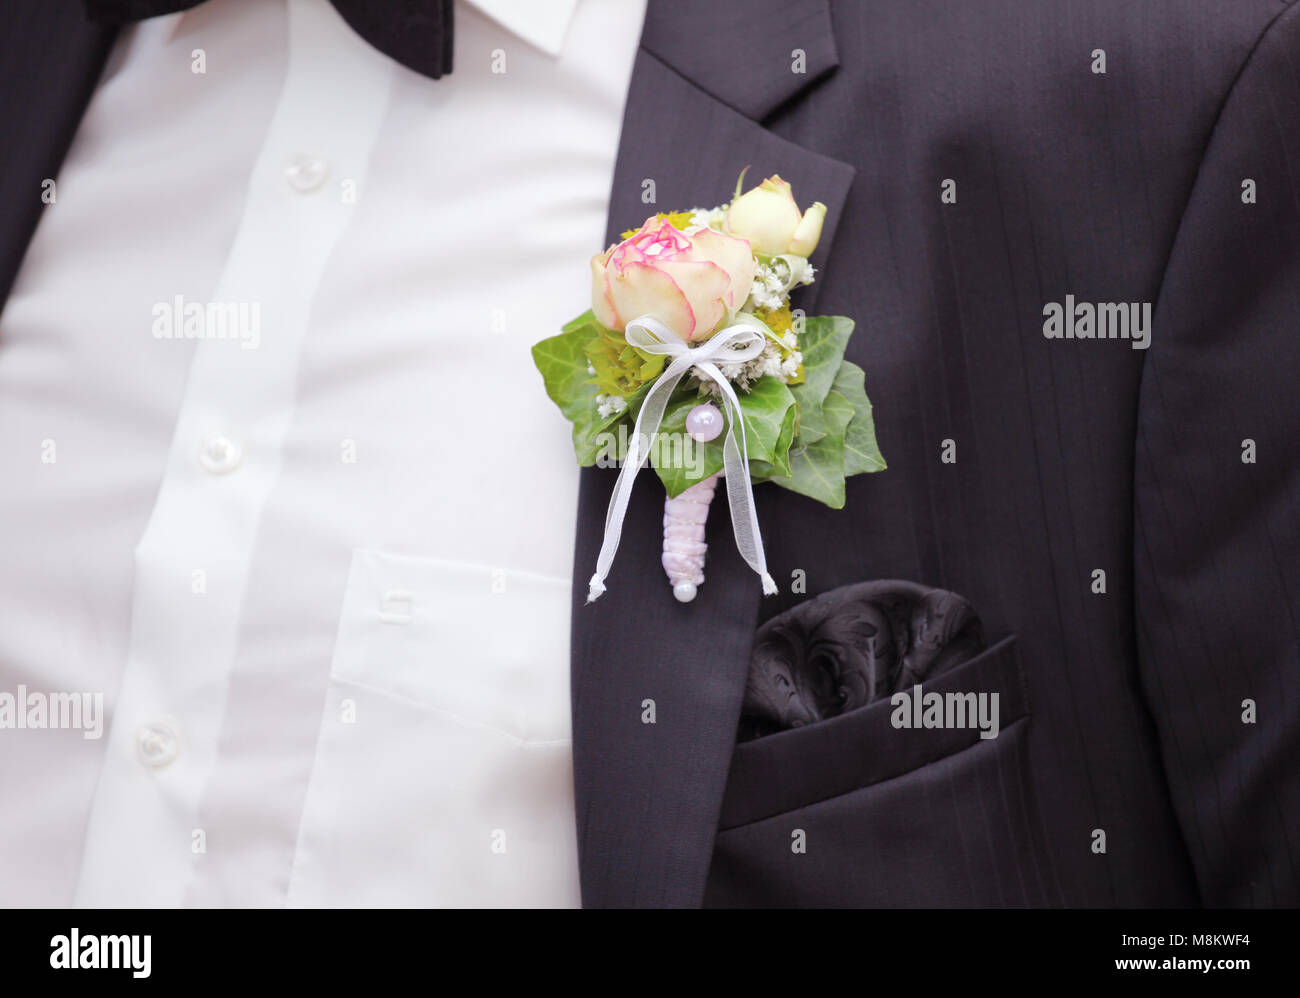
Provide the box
[0,0,645,906]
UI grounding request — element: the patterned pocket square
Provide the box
[739,580,987,741]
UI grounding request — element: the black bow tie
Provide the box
[83,0,455,80]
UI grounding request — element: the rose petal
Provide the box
[690,228,757,310]
[653,259,730,340]
[789,202,827,257]
[606,261,698,339]
[590,251,620,329]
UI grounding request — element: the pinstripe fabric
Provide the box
[1134,0,1300,906]
[574,0,1300,906]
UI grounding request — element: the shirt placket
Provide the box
[73,0,394,906]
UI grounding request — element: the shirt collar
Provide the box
[463,0,580,57]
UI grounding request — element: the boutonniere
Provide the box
[533,173,886,604]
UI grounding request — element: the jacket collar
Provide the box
[639,0,839,120]
[570,0,854,907]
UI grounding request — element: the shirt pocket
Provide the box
[329,547,573,742]
[286,548,580,907]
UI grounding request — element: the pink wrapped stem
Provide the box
[662,473,718,603]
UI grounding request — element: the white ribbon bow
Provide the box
[587,313,779,603]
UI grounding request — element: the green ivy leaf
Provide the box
[560,310,596,334]
[533,311,644,466]
[833,360,888,475]
[770,436,847,509]
[577,382,651,467]
[750,403,797,482]
[767,367,855,508]
[654,376,795,497]
[788,315,854,444]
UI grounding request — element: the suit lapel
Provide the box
[0,1,116,314]
[570,0,855,907]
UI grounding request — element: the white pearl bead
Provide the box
[673,581,698,603]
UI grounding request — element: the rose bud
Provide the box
[726,174,827,258]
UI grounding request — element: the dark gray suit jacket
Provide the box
[4,0,1298,908]
[572,0,1300,908]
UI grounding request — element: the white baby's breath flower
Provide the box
[743,255,819,312]
[746,261,788,312]
[695,336,799,395]
[689,205,728,230]
[595,393,627,419]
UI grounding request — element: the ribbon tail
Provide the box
[700,361,779,597]
[586,360,689,602]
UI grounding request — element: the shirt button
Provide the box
[284,153,328,193]
[200,432,242,474]
[136,721,180,769]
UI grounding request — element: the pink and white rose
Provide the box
[591,218,756,342]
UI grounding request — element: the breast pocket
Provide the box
[707,636,1063,907]
[287,549,581,908]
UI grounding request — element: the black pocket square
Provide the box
[739,580,987,741]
